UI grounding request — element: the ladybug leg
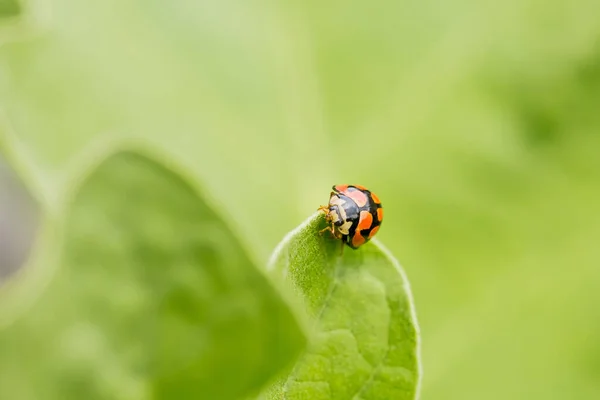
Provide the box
[317,205,329,213]
[319,226,331,235]
[319,221,336,236]
[318,206,335,236]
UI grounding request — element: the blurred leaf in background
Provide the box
[0,0,20,18]
[0,0,600,399]
[0,149,305,399]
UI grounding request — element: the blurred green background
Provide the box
[1,0,600,398]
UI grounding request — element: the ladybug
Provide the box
[318,184,383,249]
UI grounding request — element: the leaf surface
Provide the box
[265,213,421,400]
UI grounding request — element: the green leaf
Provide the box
[264,213,421,400]
[0,149,305,400]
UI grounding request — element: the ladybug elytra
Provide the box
[318,184,383,249]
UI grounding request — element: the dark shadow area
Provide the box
[0,0,20,18]
[0,155,40,283]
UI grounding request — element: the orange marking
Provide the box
[334,184,348,192]
[377,207,383,222]
[371,192,381,204]
[346,190,369,207]
[368,226,380,239]
[353,184,367,190]
[358,210,373,231]
[352,231,366,248]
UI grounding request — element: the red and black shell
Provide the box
[323,184,383,249]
